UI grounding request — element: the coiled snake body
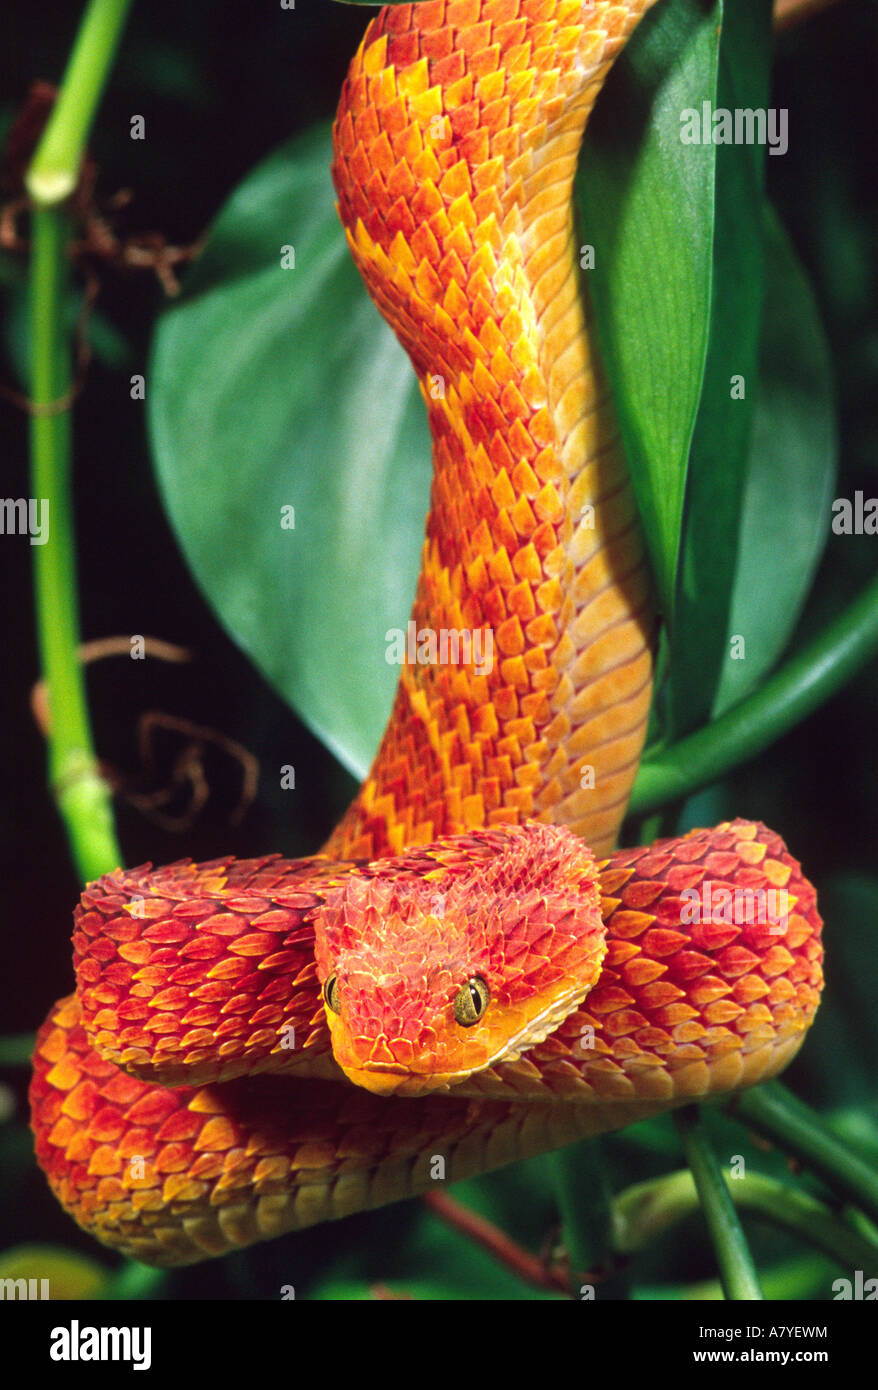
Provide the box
[30,0,823,1267]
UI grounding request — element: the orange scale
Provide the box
[664,864,706,895]
[730,975,771,1007]
[450,99,483,141]
[633,845,675,878]
[190,1116,239,1153]
[736,1003,775,1032]
[253,1155,290,1185]
[87,1145,123,1178]
[471,43,501,79]
[47,1112,77,1145]
[179,937,225,962]
[482,95,513,140]
[142,1013,185,1037]
[445,74,476,112]
[188,1151,227,1181]
[641,928,688,958]
[153,1142,194,1176]
[63,1131,95,1164]
[666,1043,709,1067]
[116,941,152,966]
[637,981,684,1012]
[95,1176,127,1205]
[702,998,744,1025]
[671,1020,707,1044]
[178,1006,219,1030]
[652,1003,699,1027]
[705,1034,744,1058]
[766,976,797,1004]
[618,955,663,987]
[155,1110,202,1144]
[585,985,635,1017]
[60,1079,100,1124]
[102,913,144,943]
[130,1188,165,1213]
[124,1088,180,1129]
[760,946,796,978]
[447,0,482,26]
[602,1009,649,1039]
[45,1056,83,1093]
[100,1071,146,1107]
[291,1141,342,1172]
[162,1175,208,1206]
[431,48,467,86]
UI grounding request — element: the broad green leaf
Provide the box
[149,124,430,780]
[667,0,773,737]
[712,205,837,714]
[576,0,721,619]
[150,6,723,781]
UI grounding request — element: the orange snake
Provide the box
[30,0,823,1267]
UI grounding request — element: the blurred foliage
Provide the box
[0,0,875,1300]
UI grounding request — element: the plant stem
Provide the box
[614,1167,878,1273]
[730,1082,878,1227]
[29,206,121,884]
[26,0,129,883]
[421,1192,570,1294]
[629,572,878,816]
[549,1141,616,1282]
[26,0,134,206]
[674,1106,763,1300]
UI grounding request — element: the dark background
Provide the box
[0,0,875,1299]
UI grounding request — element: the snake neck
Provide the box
[328,0,658,860]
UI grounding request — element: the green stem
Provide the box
[730,1082,878,1227]
[614,1168,878,1274]
[674,1106,763,1300]
[629,572,878,816]
[26,0,134,206]
[549,1141,616,1280]
[27,8,128,883]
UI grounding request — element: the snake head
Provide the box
[313,822,606,1096]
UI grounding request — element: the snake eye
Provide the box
[453,976,490,1027]
[323,974,340,1014]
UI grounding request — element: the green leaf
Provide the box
[667,0,773,736]
[712,205,837,714]
[0,1245,107,1299]
[149,124,430,779]
[576,0,721,620]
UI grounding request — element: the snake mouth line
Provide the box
[333,978,602,1097]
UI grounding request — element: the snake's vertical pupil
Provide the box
[453,975,490,1026]
[324,974,340,1014]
